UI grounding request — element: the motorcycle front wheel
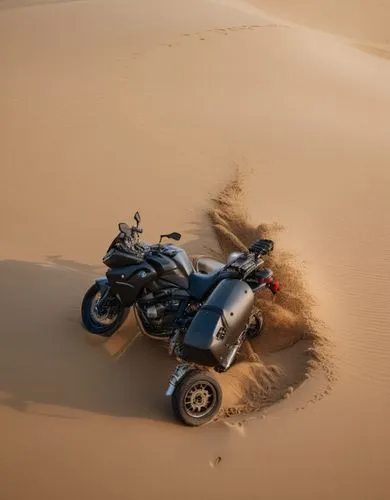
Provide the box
[171,370,222,426]
[81,283,129,337]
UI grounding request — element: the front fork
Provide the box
[94,276,116,315]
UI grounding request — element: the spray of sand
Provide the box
[196,172,333,417]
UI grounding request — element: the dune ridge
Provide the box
[248,0,390,44]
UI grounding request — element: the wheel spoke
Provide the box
[183,381,217,418]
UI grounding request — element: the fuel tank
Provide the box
[181,279,254,367]
[156,245,193,288]
[171,247,194,276]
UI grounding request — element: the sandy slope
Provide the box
[249,0,390,44]
[1,0,390,499]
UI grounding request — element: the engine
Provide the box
[137,288,197,336]
[144,299,181,320]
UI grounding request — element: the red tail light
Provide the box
[269,281,280,294]
[258,276,273,284]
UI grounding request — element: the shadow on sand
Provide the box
[0,258,184,423]
[0,217,223,424]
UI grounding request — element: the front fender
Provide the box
[95,276,127,306]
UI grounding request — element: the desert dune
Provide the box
[1,0,390,499]
[248,0,390,44]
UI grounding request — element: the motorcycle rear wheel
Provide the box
[171,370,222,426]
[81,283,129,337]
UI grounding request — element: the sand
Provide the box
[248,0,390,44]
[1,0,390,499]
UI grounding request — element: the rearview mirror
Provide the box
[159,232,182,243]
[119,222,130,234]
[167,232,181,241]
[134,211,141,226]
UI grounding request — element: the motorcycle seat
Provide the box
[194,257,224,274]
[188,271,221,300]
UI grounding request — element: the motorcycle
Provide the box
[81,212,280,426]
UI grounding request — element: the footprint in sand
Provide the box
[180,24,288,41]
[209,456,222,468]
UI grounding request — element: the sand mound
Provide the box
[195,172,333,417]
